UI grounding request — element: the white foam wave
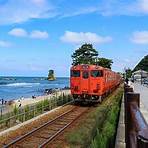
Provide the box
[6,83,40,87]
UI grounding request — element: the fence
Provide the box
[124,84,148,148]
[0,93,72,130]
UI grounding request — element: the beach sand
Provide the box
[13,89,71,108]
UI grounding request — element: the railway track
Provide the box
[4,106,88,148]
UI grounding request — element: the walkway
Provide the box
[133,83,148,122]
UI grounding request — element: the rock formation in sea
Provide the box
[47,70,56,80]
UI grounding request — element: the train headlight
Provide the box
[82,65,89,69]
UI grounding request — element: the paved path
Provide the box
[133,83,148,122]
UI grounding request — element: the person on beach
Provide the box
[32,95,36,99]
[21,96,24,100]
[19,103,21,108]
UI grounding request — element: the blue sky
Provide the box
[0,0,148,77]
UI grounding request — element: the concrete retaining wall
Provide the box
[115,95,126,148]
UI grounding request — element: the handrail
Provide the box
[124,84,148,148]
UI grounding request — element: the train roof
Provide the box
[71,64,120,74]
[71,64,110,70]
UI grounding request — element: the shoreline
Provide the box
[13,89,71,107]
[1,89,71,115]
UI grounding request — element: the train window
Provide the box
[71,70,80,77]
[83,71,89,79]
[91,70,103,77]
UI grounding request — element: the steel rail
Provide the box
[4,105,78,148]
[39,107,87,148]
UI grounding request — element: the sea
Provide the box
[0,77,70,100]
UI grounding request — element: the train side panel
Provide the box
[70,64,121,102]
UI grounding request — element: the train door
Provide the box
[81,70,89,94]
[90,70,103,95]
[70,70,81,95]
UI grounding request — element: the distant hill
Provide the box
[133,55,148,72]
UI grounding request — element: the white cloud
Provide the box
[136,0,148,13]
[60,31,112,44]
[31,0,46,6]
[30,30,49,39]
[0,40,11,47]
[61,7,98,18]
[1,0,148,25]
[131,31,148,44]
[8,28,49,39]
[8,28,28,37]
[93,0,148,16]
[0,0,57,25]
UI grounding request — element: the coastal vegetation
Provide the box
[133,55,148,72]
[125,68,132,78]
[0,93,72,130]
[65,86,123,147]
[71,43,113,69]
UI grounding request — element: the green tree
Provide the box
[71,43,98,65]
[133,55,148,72]
[125,68,132,78]
[71,43,113,69]
[96,58,113,69]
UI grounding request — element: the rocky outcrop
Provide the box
[47,70,56,81]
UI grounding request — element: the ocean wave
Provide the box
[5,83,40,87]
[0,82,8,85]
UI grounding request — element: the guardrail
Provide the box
[124,84,148,148]
[0,94,72,131]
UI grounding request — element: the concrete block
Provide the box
[119,112,125,124]
[115,97,126,148]
[115,142,126,148]
[116,123,125,142]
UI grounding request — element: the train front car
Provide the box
[70,65,105,103]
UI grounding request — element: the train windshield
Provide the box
[83,71,89,79]
[91,70,103,77]
[71,70,80,77]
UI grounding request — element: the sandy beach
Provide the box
[0,89,71,115]
[13,89,71,107]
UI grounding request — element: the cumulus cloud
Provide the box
[131,31,148,44]
[0,40,11,47]
[60,31,112,44]
[8,28,49,39]
[8,28,28,37]
[30,30,49,39]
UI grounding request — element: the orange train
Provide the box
[70,64,121,102]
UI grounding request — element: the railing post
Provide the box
[124,85,134,147]
[126,92,140,148]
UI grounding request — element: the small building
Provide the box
[132,70,148,81]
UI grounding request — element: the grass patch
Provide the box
[66,86,123,148]
[0,93,73,129]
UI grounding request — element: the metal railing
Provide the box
[124,84,148,148]
[0,94,73,131]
